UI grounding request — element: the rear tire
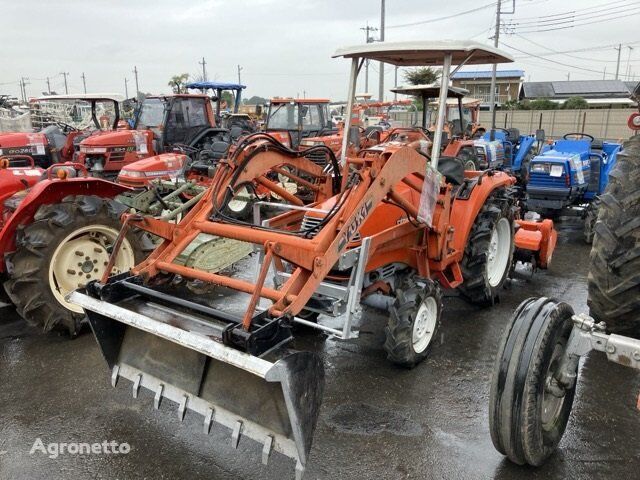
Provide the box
[459,190,515,306]
[489,297,576,466]
[587,136,640,335]
[3,195,148,336]
[582,196,600,244]
[384,278,442,368]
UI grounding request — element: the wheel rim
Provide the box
[487,217,511,287]
[227,185,251,213]
[464,158,477,171]
[412,296,438,353]
[48,225,136,313]
[541,343,568,431]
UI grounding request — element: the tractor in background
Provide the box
[0,94,124,168]
[473,127,542,181]
[489,87,640,466]
[68,41,557,479]
[76,83,246,178]
[525,132,622,242]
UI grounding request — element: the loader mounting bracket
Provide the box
[223,316,293,356]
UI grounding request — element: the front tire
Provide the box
[582,196,600,244]
[4,195,147,336]
[489,297,576,466]
[384,278,442,368]
[459,190,515,306]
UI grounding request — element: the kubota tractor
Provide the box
[489,93,640,466]
[0,94,124,168]
[76,83,245,178]
[68,41,556,479]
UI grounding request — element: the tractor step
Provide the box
[67,288,324,479]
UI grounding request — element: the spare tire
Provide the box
[587,135,640,335]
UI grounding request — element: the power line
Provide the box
[507,0,633,20]
[505,0,638,26]
[387,2,496,29]
[504,8,640,33]
[502,41,637,79]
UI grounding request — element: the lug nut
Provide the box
[67,269,76,275]
[75,251,83,256]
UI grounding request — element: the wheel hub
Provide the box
[486,217,511,287]
[412,296,438,354]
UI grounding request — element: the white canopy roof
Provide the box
[333,40,514,66]
[35,93,125,102]
[391,84,470,99]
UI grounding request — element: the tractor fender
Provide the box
[449,171,515,256]
[0,177,131,269]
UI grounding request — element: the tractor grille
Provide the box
[108,150,126,162]
[304,150,329,167]
[528,172,567,189]
[301,213,361,242]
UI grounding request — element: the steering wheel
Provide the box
[563,132,594,141]
[54,121,79,133]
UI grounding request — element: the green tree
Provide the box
[168,73,190,94]
[244,95,268,105]
[526,98,558,110]
[403,67,440,86]
[562,96,588,109]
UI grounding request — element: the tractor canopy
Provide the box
[265,98,333,148]
[186,81,246,117]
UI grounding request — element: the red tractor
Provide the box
[0,94,124,168]
[0,158,149,334]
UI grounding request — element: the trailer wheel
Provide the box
[224,182,254,220]
[588,136,640,335]
[384,278,442,368]
[489,297,576,466]
[4,195,148,336]
[582,196,600,244]
[459,190,515,306]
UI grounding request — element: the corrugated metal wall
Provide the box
[389,108,637,141]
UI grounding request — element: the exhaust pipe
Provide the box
[68,290,324,479]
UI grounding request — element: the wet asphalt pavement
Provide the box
[1,218,639,480]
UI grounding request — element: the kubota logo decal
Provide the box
[338,198,372,251]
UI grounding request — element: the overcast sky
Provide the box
[2,0,639,102]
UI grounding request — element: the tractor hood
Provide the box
[79,129,151,148]
[0,132,49,150]
[117,153,188,187]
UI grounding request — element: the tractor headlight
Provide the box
[119,169,146,178]
[80,146,107,154]
[300,140,325,147]
[531,163,550,173]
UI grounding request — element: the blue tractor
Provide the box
[473,127,541,180]
[526,132,622,242]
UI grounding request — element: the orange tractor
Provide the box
[69,41,556,478]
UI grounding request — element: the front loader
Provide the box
[68,41,555,478]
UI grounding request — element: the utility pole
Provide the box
[614,44,622,80]
[124,77,129,99]
[394,66,398,100]
[199,57,207,81]
[237,64,243,84]
[61,72,69,94]
[46,77,51,94]
[360,22,378,93]
[603,66,607,80]
[488,0,502,138]
[566,72,570,81]
[81,72,87,93]
[378,0,385,101]
[133,66,140,95]
[626,46,634,79]
[19,77,29,102]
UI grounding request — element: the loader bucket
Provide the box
[67,290,324,479]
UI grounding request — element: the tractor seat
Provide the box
[506,128,520,144]
[590,138,604,151]
[437,156,464,186]
[207,141,231,160]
